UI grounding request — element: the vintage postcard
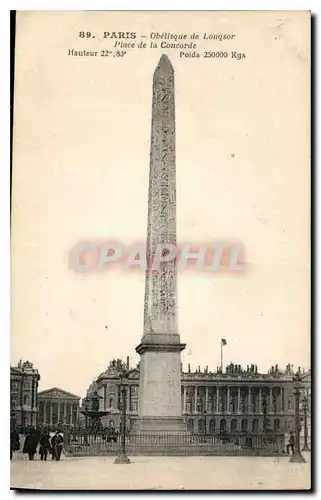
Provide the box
[10,10,310,490]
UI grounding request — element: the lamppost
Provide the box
[83,397,89,433]
[301,396,310,452]
[20,371,25,434]
[262,397,267,433]
[290,369,306,463]
[114,367,130,464]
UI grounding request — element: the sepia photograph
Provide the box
[10,10,311,491]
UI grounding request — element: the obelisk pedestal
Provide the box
[133,55,187,432]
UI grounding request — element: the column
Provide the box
[31,379,34,427]
[237,387,241,413]
[205,386,208,412]
[183,386,187,414]
[194,386,198,413]
[44,402,47,424]
[248,387,252,413]
[63,403,66,423]
[216,387,219,413]
[259,388,262,412]
[104,384,107,410]
[117,386,121,410]
[49,402,53,426]
[281,387,284,412]
[227,387,230,413]
[270,387,273,412]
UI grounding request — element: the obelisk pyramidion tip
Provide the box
[156,54,173,73]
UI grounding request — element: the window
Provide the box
[288,398,293,410]
[23,395,28,405]
[108,398,113,408]
[109,420,114,427]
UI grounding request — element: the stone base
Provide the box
[289,451,306,463]
[114,453,131,464]
[131,416,187,432]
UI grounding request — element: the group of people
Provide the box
[10,428,64,461]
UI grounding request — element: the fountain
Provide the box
[80,390,110,433]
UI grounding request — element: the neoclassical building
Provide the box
[86,360,310,434]
[10,360,40,429]
[38,387,81,427]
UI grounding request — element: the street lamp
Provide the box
[81,397,90,434]
[290,369,306,463]
[301,396,310,452]
[262,397,268,433]
[114,367,130,464]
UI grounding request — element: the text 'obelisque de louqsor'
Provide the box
[133,55,187,432]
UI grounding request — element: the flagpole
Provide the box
[221,340,223,372]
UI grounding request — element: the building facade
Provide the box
[37,388,81,428]
[86,360,310,434]
[10,360,40,429]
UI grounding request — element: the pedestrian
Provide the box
[51,430,64,461]
[286,431,295,455]
[10,429,20,460]
[39,429,51,461]
[23,428,38,461]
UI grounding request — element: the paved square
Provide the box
[11,452,310,490]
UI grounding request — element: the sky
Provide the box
[11,11,310,398]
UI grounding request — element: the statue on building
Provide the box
[22,360,33,369]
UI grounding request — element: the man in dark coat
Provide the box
[10,430,20,460]
[51,430,64,461]
[286,431,295,455]
[23,429,38,460]
[39,430,51,461]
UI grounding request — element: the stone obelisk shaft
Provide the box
[143,53,178,341]
[134,55,186,432]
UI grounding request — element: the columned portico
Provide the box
[38,387,81,428]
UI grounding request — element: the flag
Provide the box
[221,338,227,346]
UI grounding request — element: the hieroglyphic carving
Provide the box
[143,55,177,335]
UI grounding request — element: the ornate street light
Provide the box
[301,396,310,452]
[262,397,268,433]
[290,369,306,463]
[114,367,131,464]
[83,397,89,433]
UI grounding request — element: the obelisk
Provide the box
[134,55,186,432]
